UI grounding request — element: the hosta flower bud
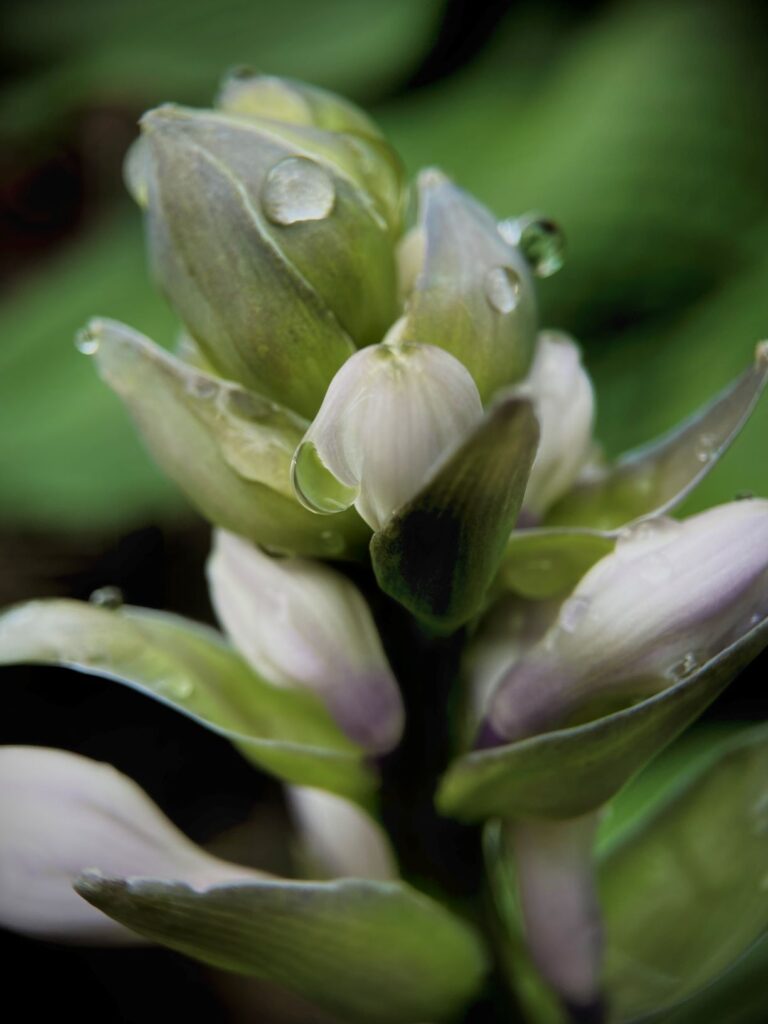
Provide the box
[399,170,537,400]
[0,747,261,941]
[521,331,595,518]
[291,340,484,530]
[287,786,397,881]
[487,500,768,743]
[215,71,405,236]
[207,530,404,753]
[137,98,402,417]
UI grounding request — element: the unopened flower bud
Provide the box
[487,500,768,743]
[0,747,261,941]
[287,786,397,881]
[399,170,537,401]
[291,340,483,531]
[137,101,401,417]
[521,332,595,518]
[207,530,404,753]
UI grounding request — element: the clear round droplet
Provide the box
[291,440,359,515]
[499,213,566,278]
[559,595,591,634]
[695,432,718,463]
[187,375,218,400]
[485,266,521,314]
[89,585,124,610]
[75,327,100,356]
[666,651,699,682]
[262,157,335,226]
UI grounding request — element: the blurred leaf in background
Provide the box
[2,0,768,530]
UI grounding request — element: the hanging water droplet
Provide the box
[187,374,218,400]
[291,440,359,514]
[89,586,124,610]
[500,213,566,278]
[560,595,591,634]
[695,432,718,463]
[485,266,521,314]
[75,326,100,356]
[666,651,699,682]
[262,157,335,226]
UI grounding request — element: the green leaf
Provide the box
[87,318,369,559]
[75,871,488,1024]
[437,615,768,822]
[371,396,539,631]
[545,343,768,530]
[496,527,615,600]
[0,600,375,802]
[600,725,768,1021]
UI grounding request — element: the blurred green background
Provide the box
[2,0,768,594]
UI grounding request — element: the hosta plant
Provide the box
[2,73,768,1024]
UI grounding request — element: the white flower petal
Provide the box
[287,785,398,881]
[207,530,404,753]
[0,746,261,942]
[489,500,768,741]
[521,331,595,518]
[293,341,483,531]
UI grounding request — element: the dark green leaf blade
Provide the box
[371,396,539,631]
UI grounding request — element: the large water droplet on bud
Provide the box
[291,440,359,514]
[484,266,521,314]
[499,213,565,278]
[262,157,335,225]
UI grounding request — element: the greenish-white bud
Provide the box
[399,170,537,401]
[521,331,595,518]
[136,99,402,417]
[486,500,768,743]
[207,530,404,753]
[291,339,484,531]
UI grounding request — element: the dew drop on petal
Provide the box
[485,266,521,314]
[262,157,335,225]
[75,327,100,356]
[89,586,124,610]
[320,529,345,556]
[291,440,359,515]
[666,651,699,682]
[156,673,195,701]
[559,595,591,634]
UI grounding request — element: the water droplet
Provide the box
[262,157,335,225]
[485,266,521,314]
[560,595,591,634]
[291,440,358,514]
[695,432,718,463]
[89,586,124,610]
[735,490,755,501]
[616,517,681,558]
[187,375,218,400]
[75,327,100,356]
[156,674,195,701]
[750,611,763,627]
[760,874,768,892]
[500,213,566,278]
[667,651,699,682]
